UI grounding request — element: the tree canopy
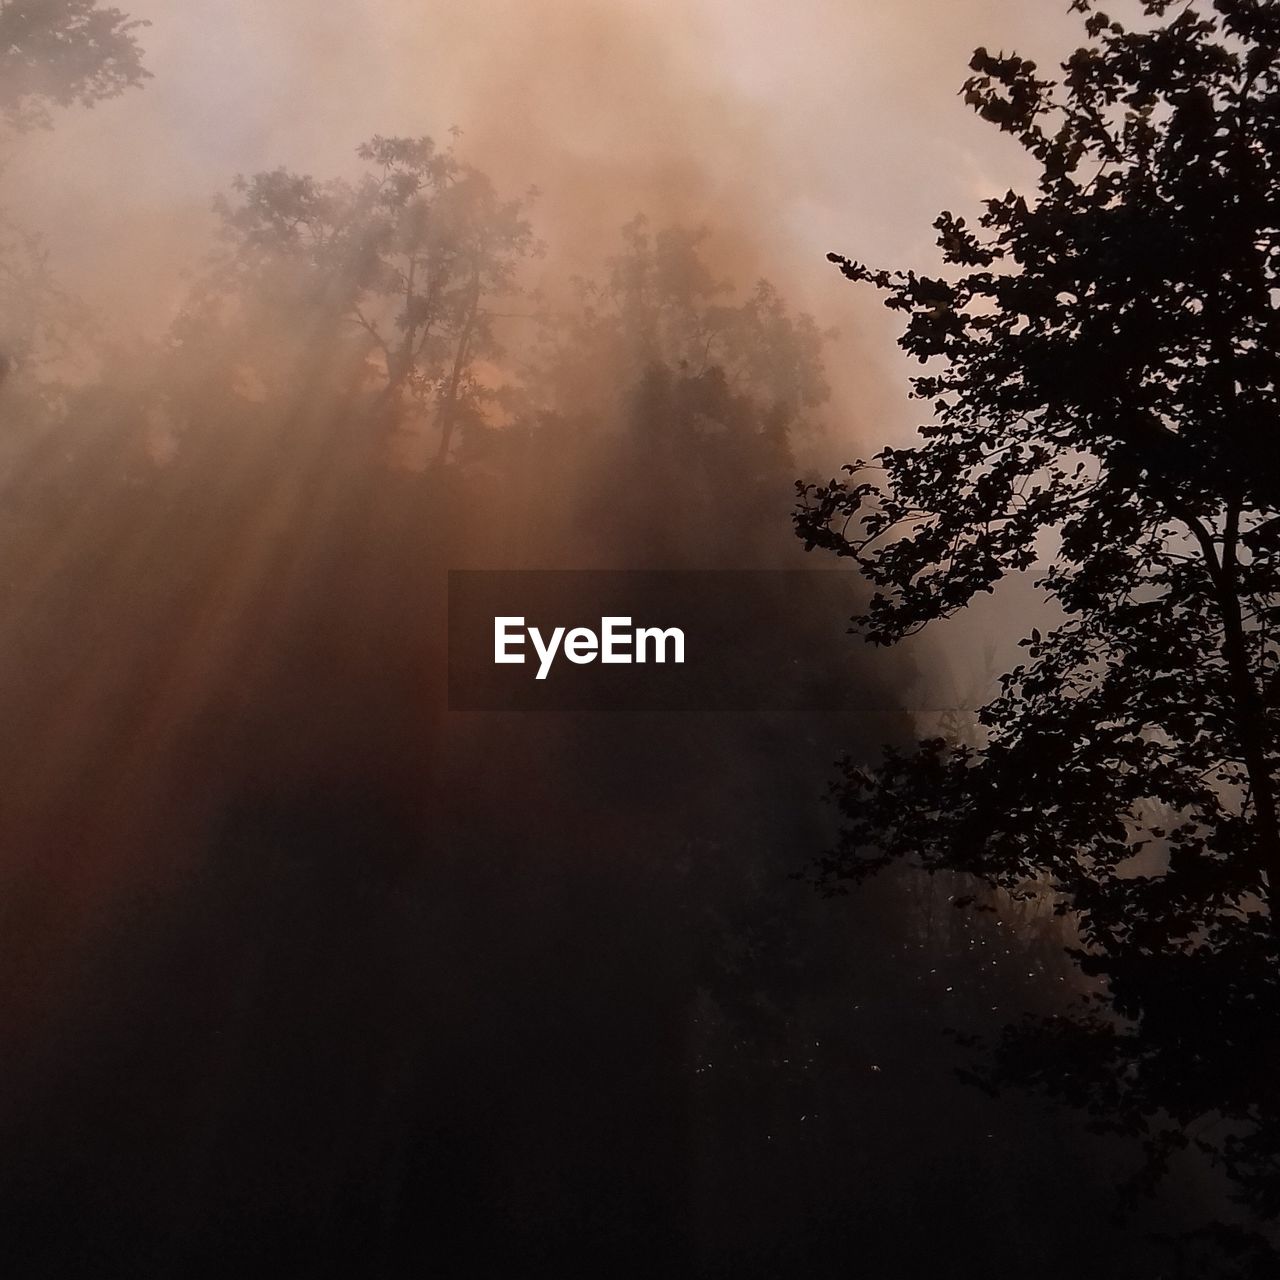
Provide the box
[187,135,539,462]
[501,217,832,563]
[797,0,1280,1259]
[0,0,149,132]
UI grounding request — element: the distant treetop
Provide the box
[0,0,150,132]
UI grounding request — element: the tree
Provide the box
[0,1,147,384]
[0,212,89,385]
[504,218,832,564]
[200,135,539,461]
[534,216,829,446]
[796,0,1280,1260]
[0,0,149,132]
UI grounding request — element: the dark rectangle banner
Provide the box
[447,570,875,712]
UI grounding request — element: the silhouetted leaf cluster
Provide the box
[0,0,149,132]
[797,0,1280,1257]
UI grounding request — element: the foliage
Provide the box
[0,0,149,131]
[0,0,146,387]
[534,216,829,437]
[796,0,1280,1254]
[0,211,91,383]
[192,135,540,460]
[501,218,833,564]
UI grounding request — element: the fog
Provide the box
[8,1,1082,418]
[0,2,1208,1276]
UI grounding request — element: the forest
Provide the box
[1,1,1279,1277]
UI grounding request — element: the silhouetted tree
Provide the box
[535,217,828,448]
[0,0,149,546]
[198,135,539,460]
[0,1,147,384]
[0,213,89,389]
[797,0,1280,1262]
[0,0,149,132]
[503,218,830,564]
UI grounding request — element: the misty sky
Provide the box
[8,0,1083,444]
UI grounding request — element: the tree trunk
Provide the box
[1188,503,1280,923]
[433,269,481,466]
[1216,564,1280,921]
